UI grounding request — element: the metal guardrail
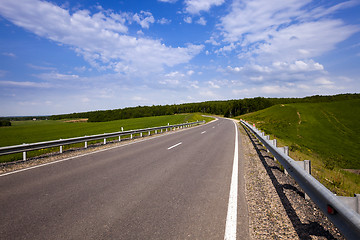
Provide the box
[240,120,360,240]
[0,121,205,161]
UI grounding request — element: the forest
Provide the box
[46,93,360,122]
[1,93,359,122]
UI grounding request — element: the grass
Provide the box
[237,99,360,196]
[0,113,213,163]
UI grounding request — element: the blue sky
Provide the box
[0,0,359,116]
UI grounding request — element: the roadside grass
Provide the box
[0,113,213,163]
[237,99,360,196]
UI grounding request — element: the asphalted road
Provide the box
[0,118,249,239]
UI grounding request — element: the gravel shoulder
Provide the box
[240,123,344,239]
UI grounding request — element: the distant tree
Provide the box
[0,120,11,127]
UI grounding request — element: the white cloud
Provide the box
[314,77,334,85]
[35,72,80,81]
[232,85,299,97]
[159,79,180,86]
[226,66,243,73]
[185,0,225,14]
[184,16,192,24]
[205,36,220,46]
[132,96,148,102]
[165,71,185,78]
[0,0,203,76]
[199,89,219,98]
[249,76,263,82]
[133,11,155,29]
[215,43,236,54]
[27,64,57,71]
[159,71,200,90]
[81,97,91,103]
[2,52,16,58]
[158,17,171,24]
[272,60,324,72]
[0,80,52,88]
[253,20,358,62]
[212,0,359,99]
[196,17,206,25]
[208,81,220,89]
[187,70,195,76]
[218,0,359,63]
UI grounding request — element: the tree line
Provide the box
[47,93,360,122]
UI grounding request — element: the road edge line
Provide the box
[224,120,239,240]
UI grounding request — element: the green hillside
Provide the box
[239,99,360,196]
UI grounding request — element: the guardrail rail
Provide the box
[240,120,360,240]
[0,121,205,162]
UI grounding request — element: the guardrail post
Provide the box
[304,160,311,200]
[60,139,63,153]
[336,194,360,214]
[272,139,277,147]
[265,135,270,152]
[283,146,289,175]
[22,143,26,161]
[296,160,312,199]
[304,160,311,175]
[284,146,289,155]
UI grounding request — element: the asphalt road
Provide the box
[0,118,249,239]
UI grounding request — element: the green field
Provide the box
[238,99,360,196]
[0,113,213,162]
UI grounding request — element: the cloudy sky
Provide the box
[0,0,359,116]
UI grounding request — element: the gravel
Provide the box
[240,124,345,239]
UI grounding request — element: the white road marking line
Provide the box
[201,131,206,134]
[224,121,239,240]
[167,142,182,150]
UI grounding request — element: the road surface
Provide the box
[0,118,249,239]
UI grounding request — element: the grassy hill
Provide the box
[238,99,360,196]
